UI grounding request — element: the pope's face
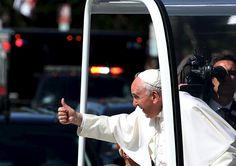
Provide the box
[212,59,236,97]
[131,77,162,118]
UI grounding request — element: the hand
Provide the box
[117,144,139,166]
[58,98,82,126]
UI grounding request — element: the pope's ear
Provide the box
[152,91,161,103]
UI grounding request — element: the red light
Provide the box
[76,35,82,41]
[136,37,143,44]
[15,38,24,47]
[66,35,73,41]
[110,67,123,75]
[2,41,11,52]
[15,34,21,39]
[0,86,6,96]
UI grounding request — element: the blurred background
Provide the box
[0,0,151,32]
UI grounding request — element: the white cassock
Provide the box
[78,91,236,166]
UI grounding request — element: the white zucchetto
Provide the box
[137,69,161,88]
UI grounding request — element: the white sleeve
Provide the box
[77,108,141,143]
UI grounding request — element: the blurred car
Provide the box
[31,65,133,113]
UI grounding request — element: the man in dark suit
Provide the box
[207,54,236,129]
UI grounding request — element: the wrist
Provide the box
[75,112,83,126]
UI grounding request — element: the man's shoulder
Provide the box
[230,101,236,118]
[231,100,236,111]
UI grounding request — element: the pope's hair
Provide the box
[134,72,161,96]
[143,82,162,96]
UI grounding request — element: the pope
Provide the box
[58,69,236,166]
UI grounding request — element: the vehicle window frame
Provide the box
[78,0,182,165]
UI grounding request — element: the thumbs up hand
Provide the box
[58,98,83,126]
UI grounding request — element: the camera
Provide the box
[183,50,227,84]
[179,49,227,101]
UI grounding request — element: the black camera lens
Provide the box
[212,66,227,79]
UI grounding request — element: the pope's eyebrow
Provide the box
[131,93,136,97]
